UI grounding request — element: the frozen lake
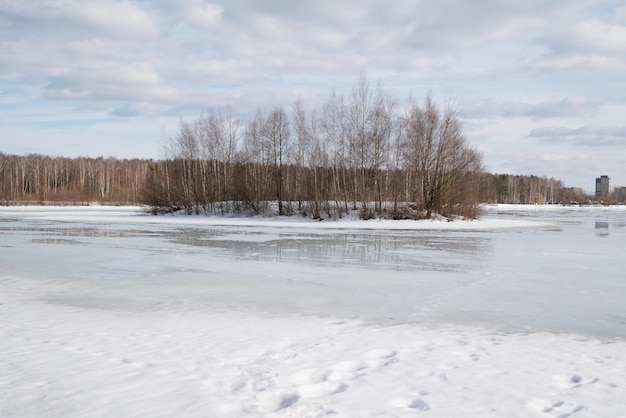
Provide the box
[1,205,625,337]
[2,205,626,417]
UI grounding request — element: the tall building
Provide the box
[595,175,610,198]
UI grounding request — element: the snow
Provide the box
[1,205,626,417]
[0,204,551,229]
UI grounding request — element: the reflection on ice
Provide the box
[595,221,609,237]
[173,228,490,272]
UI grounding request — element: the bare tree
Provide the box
[292,98,309,213]
[403,94,482,218]
[241,109,270,213]
[322,89,349,215]
[347,72,374,215]
[263,106,291,215]
[369,82,396,214]
[221,106,239,205]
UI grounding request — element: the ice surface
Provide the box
[1,205,626,417]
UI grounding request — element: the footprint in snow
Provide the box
[362,348,399,368]
[292,402,335,417]
[289,368,331,385]
[389,397,430,411]
[528,398,585,416]
[553,374,599,390]
[290,368,348,398]
[298,381,348,398]
[332,360,368,371]
[362,348,397,359]
[409,398,431,411]
[327,360,368,381]
[244,390,300,413]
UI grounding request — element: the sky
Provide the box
[1,0,625,191]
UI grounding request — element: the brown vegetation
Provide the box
[0,154,149,205]
[479,173,566,205]
[143,76,484,219]
[0,152,574,216]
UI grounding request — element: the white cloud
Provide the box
[181,59,256,84]
[160,0,223,28]
[527,3,626,75]
[463,97,603,119]
[530,125,626,147]
[110,102,167,118]
[530,54,625,73]
[577,20,626,51]
[0,0,159,39]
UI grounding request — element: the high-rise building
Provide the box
[595,175,610,198]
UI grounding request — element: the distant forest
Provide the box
[0,152,573,215]
[0,76,583,219]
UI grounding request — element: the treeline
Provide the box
[1,152,575,211]
[479,173,567,204]
[0,153,149,205]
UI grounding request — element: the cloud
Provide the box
[540,15,626,54]
[0,0,159,39]
[537,56,624,73]
[110,102,167,118]
[577,19,626,52]
[183,1,223,27]
[463,97,603,119]
[0,1,161,90]
[160,0,223,28]
[178,59,258,84]
[42,60,170,104]
[527,4,626,74]
[4,0,617,114]
[530,125,626,147]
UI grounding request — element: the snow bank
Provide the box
[1,277,625,418]
[1,204,552,230]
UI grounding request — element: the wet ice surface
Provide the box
[1,205,626,417]
[2,205,625,337]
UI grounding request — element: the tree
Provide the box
[403,94,482,218]
[263,106,291,215]
[292,98,309,213]
[322,89,350,215]
[346,72,374,214]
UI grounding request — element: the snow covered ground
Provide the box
[1,205,625,417]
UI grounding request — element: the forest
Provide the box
[0,151,571,216]
[0,77,576,218]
